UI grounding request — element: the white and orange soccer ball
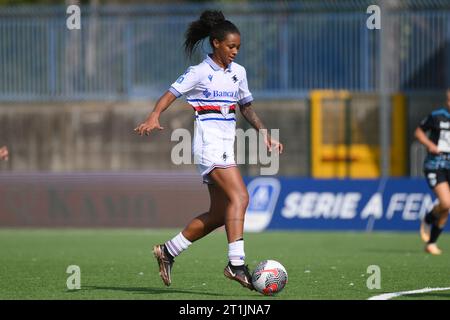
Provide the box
[251,260,288,295]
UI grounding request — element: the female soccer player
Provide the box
[417,89,450,255]
[134,10,283,289]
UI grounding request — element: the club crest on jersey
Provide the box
[208,74,213,82]
[220,106,230,116]
[232,75,238,83]
[203,89,211,98]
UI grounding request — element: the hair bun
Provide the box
[199,10,226,30]
[184,10,237,58]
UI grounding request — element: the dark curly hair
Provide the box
[184,10,240,58]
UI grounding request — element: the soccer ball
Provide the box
[251,260,288,295]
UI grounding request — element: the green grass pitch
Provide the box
[0,229,449,300]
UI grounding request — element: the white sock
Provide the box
[228,240,245,266]
[165,232,192,258]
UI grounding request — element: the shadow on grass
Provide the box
[81,285,234,297]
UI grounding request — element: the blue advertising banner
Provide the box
[243,177,443,232]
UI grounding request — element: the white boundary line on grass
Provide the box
[368,287,450,300]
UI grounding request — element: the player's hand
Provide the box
[262,132,283,154]
[134,113,164,136]
[427,144,440,155]
[0,146,9,161]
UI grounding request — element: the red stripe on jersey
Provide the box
[193,105,236,111]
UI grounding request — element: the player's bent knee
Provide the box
[231,191,249,211]
[240,191,249,208]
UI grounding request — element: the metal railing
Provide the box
[0,2,450,101]
[410,140,427,177]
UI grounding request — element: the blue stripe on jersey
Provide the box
[431,108,450,118]
[196,117,236,122]
[187,98,236,104]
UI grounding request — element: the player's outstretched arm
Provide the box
[0,146,9,161]
[415,126,439,155]
[239,103,283,154]
[134,91,177,136]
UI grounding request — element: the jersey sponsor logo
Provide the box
[437,130,450,152]
[213,90,239,99]
[439,121,450,129]
[244,178,281,232]
[203,89,211,98]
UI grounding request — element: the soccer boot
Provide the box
[425,243,442,255]
[224,262,255,291]
[420,218,431,243]
[153,244,174,286]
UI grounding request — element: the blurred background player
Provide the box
[417,89,450,255]
[0,146,8,161]
[134,10,283,290]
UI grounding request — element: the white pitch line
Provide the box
[368,287,450,300]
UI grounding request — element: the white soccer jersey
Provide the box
[169,54,253,183]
